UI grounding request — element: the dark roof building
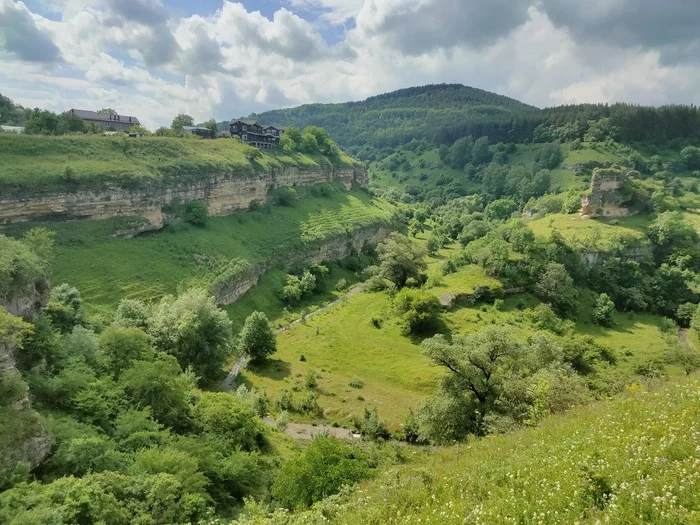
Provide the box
[182,126,213,138]
[69,109,140,132]
[229,119,279,149]
[263,125,287,137]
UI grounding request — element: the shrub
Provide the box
[358,407,390,441]
[335,278,348,291]
[275,390,294,411]
[392,288,442,335]
[592,293,616,327]
[304,370,317,389]
[183,200,209,227]
[272,187,297,206]
[370,316,383,329]
[271,437,371,509]
[0,369,28,406]
[275,411,289,431]
[348,378,364,389]
[299,392,320,415]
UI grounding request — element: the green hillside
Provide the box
[0,133,356,194]
[245,377,700,524]
[252,84,537,150]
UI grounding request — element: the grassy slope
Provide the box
[276,377,700,524]
[243,257,672,431]
[0,134,356,193]
[529,213,650,251]
[2,191,394,320]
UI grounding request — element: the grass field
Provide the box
[241,258,673,431]
[273,376,700,524]
[528,213,650,251]
[0,134,356,193]
[563,142,621,165]
[2,191,395,320]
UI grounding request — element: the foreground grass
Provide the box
[2,191,394,319]
[259,377,700,524]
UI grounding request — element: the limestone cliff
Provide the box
[0,288,52,478]
[0,164,368,234]
[211,225,392,306]
[580,167,634,218]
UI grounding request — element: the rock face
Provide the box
[0,164,368,233]
[211,226,392,306]
[580,167,633,218]
[0,288,53,477]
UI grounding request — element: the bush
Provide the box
[348,378,364,389]
[335,278,348,291]
[358,407,390,440]
[305,370,317,389]
[271,437,371,509]
[272,187,297,206]
[0,369,28,406]
[183,200,209,227]
[592,293,616,327]
[299,392,320,415]
[392,288,442,335]
[275,390,294,411]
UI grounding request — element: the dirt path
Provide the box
[221,285,364,391]
[679,328,697,351]
[262,417,360,440]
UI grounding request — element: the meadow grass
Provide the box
[241,261,673,431]
[563,142,621,165]
[0,134,355,193]
[2,191,394,318]
[528,213,650,251]
[273,376,700,524]
[240,291,442,430]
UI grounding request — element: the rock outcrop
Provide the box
[211,226,393,306]
[0,286,53,477]
[0,164,368,234]
[580,167,634,218]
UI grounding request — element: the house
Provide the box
[229,119,279,148]
[264,125,287,137]
[182,126,212,138]
[0,125,24,133]
[69,109,140,132]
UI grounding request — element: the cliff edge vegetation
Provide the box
[0,133,358,194]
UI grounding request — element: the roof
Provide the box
[229,119,261,126]
[69,109,140,125]
[1,125,24,132]
[265,125,288,131]
[182,126,211,132]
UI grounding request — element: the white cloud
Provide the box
[2,0,700,131]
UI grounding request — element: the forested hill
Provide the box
[250,84,537,152]
[248,84,700,159]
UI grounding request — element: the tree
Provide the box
[534,143,563,169]
[45,283,85,334]
[671,344,700,375]
[377,233,427,288]
[535,263,579,317]
[449,136,473,169]
[192,392,265,450]
[120,353,193,429]
[485,198,518,221]
[203,119,218,137]
[280,126,303,152]
[471,136,492,165]
[114,299,150,329]
[171,114,194,132]
[592,293,616,327]
[392,288,442,335]
[676,302,696,328]
[99,327,153,379]
[97,108,117,115]
[681,146,700,170]
[422,326,521,431]
[150,289,232,379]
[237,311,276,361]
[271,437,370,509]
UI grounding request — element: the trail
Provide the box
[679,328,698,352]
[262,417,360,440]
[221,285,364,391]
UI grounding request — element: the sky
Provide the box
[2,0,700,129]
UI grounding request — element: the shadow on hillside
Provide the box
[248,358,292,381]
[408,317,453,345]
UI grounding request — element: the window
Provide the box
[242,134,248,141]
[243,125,247,131]
[232,125,238,131]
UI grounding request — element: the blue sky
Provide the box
[1,0,700,129]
